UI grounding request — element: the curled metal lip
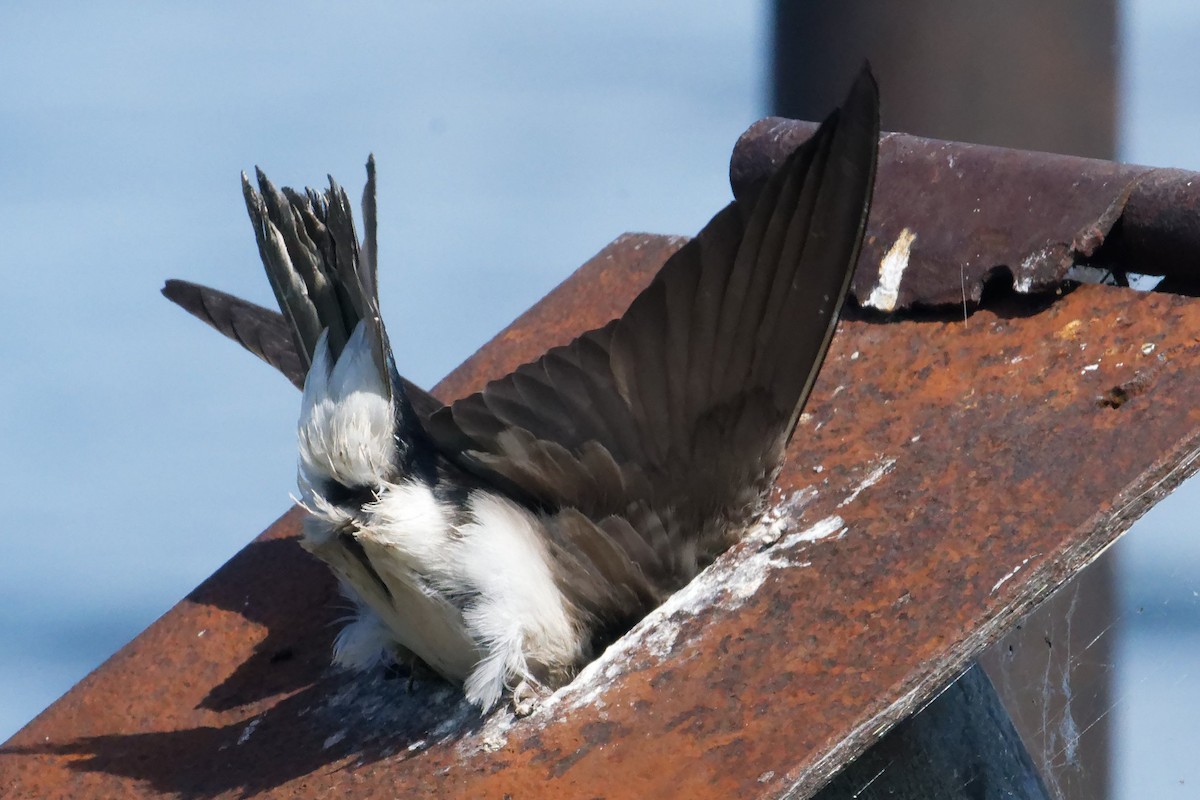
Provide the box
[8,122,1200,798]
[734,118,1200,310]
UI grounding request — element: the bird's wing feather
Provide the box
[428,69,879,554]
[160,279,444,421]
[161,279,309,390]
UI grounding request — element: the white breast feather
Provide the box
[364,485,580,708]
[363,481,459,575]
[331,592,393,671]
[455,492,579,709]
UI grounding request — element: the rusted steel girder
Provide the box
[5,126,1200,799]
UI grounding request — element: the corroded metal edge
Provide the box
[733,118,1200,311]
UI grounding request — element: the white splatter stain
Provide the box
[481,734,507,753]
[864,229,916,312]
[453,704,518,760]
[1014,247,1056,293]
[782,515,846,545]
[838,458,897,508]
[991,556,1034,593]
[237,717,261,746]
[540,511,848,716]
[756,486,820,546]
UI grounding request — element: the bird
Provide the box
[162,69,879,713]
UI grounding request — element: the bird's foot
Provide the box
[383,647,438,693]
[753,514,788,550]
[511,680,543,717]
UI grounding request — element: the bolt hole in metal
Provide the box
[1100,387,1130,410]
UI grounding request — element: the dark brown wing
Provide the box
[160,280,444,421]
[162,279,308,389]
[428,69,878,549]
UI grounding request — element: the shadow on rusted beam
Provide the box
[5,122,1200,797]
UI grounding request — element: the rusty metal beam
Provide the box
[5,127,1200,798]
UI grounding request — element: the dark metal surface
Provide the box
[7,136,1200,798]
[816,665,1050,800]
[1110,167,1200,285]
[733,119,1200,309]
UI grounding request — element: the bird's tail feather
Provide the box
[242,160,387,382]
[165,158,437,482]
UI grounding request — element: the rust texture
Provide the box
[733,118,1200,309]
[6,134,1200,798]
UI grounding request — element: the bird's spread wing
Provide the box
[427,69,879,559]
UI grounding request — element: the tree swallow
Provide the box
[163,70,878,712]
